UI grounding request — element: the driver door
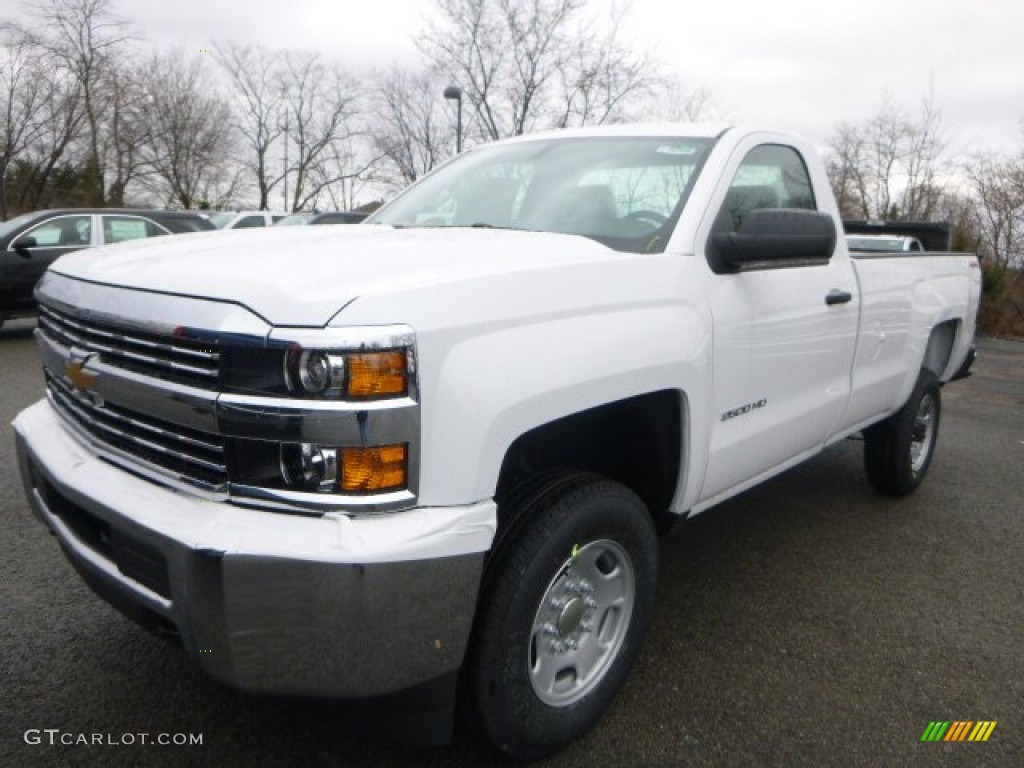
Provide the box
[700,141,859,501]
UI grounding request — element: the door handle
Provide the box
[825,289,853,306]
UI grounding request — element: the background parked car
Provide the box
[274,211,368,226]
[846,234,926,253]
[204,210,289,229]
[0,208,214,327]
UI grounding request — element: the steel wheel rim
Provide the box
[910,393,936,474]
[528,539,635,707]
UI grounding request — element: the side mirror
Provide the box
[710,210,836,273]
[12,235,38,258]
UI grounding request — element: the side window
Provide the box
[23,215,93,248]
[103,216,165,244]
[713,144,816,234]
[234,215,266,228]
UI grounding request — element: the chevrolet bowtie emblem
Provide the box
[65,356,98,392]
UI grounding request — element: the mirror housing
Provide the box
[710,209,837,273]
[12,235,38,258]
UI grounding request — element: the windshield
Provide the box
[368,136,714,253]
[0,211,39,240]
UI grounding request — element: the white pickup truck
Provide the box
[13,124,979,759]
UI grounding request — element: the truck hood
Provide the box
[49,226,623,326]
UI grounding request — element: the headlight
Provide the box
[345,351,408,397]
[277,442,408,494]
[279,443,339,490]
[219,325,418,514]
[282,348,408,399]
[285,349,345,395]
[221,325,416,401]
[339,444,408,492]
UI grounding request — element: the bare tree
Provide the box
[314,135,378,210]
[826,122,869,219]
[553,5,656,128]
[418,0,659,142]
[371,65,449,187]
[19,0,132,205]
[636,77,722,127]
[216,43,286,210]
[192,163,245,213]
[825,93,948,221]
[137,50,234,209]
[965,152,1024,268]
[103,61,151,205]
[900,95,945,219]
[0,36,48,217]
[278,51,365,211]
[7,66,85,212]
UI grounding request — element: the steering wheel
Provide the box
[622,210,668,228]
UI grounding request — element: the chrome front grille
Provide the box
[46,372,227,490]
[38,303,220,388]
[33,289,421,514]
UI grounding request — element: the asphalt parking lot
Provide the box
[2,318,1021,767]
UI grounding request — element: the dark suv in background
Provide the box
[0,208,214,328]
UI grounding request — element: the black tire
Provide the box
[463,470,658,760]
[863,369,941,496]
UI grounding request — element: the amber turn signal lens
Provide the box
[340,444,408,493]
[345,351,408,398]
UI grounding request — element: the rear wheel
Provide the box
[463,471,658,760]
[864,370,941,496]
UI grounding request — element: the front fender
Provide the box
[418,302,711,508]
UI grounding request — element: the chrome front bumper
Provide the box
[14,399,495,699]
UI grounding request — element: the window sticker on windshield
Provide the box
[656,145,697,155]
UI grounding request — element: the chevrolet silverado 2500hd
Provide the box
[13,124,979,759]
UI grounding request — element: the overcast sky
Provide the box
[6,0,1023,157]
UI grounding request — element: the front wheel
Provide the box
[864,369,941,496]
[463,471,658,760]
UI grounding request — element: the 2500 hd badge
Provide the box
[721,398,768,422]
